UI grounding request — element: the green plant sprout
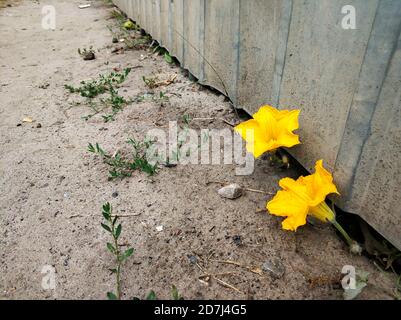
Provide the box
[88,139,158,179]
[65,68,132,121]
[101,202,134,300]
[133,285,183,300]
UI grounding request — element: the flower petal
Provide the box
[234,119,274,158]
[278,109,300,132]
[276,131,300,148]
[267,189,309,231]
[235,105,301,157]
[252,107,278,141]
[307,160,339,206]
[279,177,309,200]
[281,214,308,232]
[253,105,278,122]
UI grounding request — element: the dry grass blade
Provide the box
[211,259,264,276]
[195,262,244,294]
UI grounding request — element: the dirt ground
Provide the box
[0,0,398,300]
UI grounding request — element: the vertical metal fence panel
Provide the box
[278,0,378,174]
[170,0,185,62]
[135,0,142,26]
[339,3,401,249]
[237,0,282,111]
[145,0,153,37]
[334,0,401,196]
[112,0,401,250]
[132,0,138,23]
[159,0,169,47]
[203,0,240,101]
[182,0,204,77]
[140,0,146,31]
[152,0,161,42]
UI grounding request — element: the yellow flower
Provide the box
[267,160,339,231]
[234,105,300,158]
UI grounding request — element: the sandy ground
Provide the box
[0,0,398,300]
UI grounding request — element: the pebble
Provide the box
[218,184,243,199]
[187,255,198,264]
[232,235,242,246]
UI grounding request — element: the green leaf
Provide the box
[87,143,95,153]
[106,242,116,253]
[171,285,180,300]
[146,290,157,300]
[115,224,122,239]
[102,210,111,221]
[164,52,173,64]
[122,248,134,260]
[107,292,118,300]
[108,268,118,274]
[101,223,112,233]
[102,202,111,214]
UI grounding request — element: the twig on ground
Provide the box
[195,262,244,294]
[69,214,140,219]
[191,117,235,127]
[206,181,275,195]
[210,259,264,276]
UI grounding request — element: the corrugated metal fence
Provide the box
[113,0,401,250]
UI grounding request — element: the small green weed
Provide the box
[101,202,134,300]
[170,114,193,162]
[133,285,183,300]
[65,68,132,121]
[142,75,158,89]
[109,9,126,23]
[88,138,158,179]
[151,44,174,64]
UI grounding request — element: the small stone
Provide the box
[218,184,243,199]
[232,235,242,246]
[262,258,286,279]
[38,82,49,89]
[63,255,70,267]
[36,123,42,128]
[112,191,119,198]
[187,255,197,264]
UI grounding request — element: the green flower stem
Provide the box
[331,219,354,247]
